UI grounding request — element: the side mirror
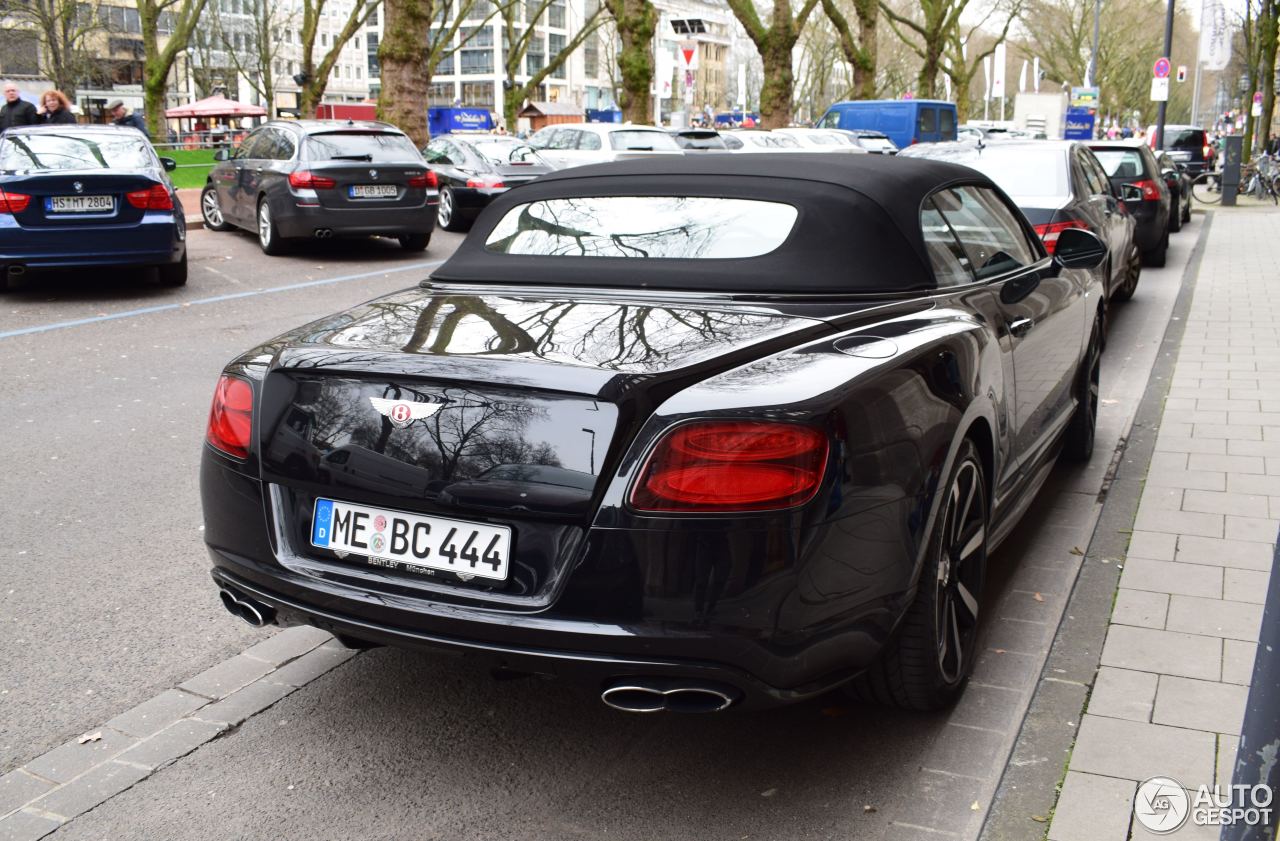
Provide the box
[1121,183,1143,201]
[1054,227,1108,270]
[213,148,231,161]
[159,156,177,172]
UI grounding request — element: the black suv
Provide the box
[200,120,438,255]
[1149,125,1214,177]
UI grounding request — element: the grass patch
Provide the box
[158,148,219,190]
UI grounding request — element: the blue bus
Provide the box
[816,100,958,149]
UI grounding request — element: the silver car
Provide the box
[200,120,438,255]
[526,123,684,169]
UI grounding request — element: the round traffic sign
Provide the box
[1153,57,1171,78]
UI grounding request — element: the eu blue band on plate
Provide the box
[312,498,334,547]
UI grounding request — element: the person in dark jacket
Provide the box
[107,99,149,136]
[38,90,77,125]
[1,83,38,130]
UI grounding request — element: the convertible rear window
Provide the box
[484,196,798,259]
[608,130,680,151]
[0,133,155,172]
[304,131,419,162]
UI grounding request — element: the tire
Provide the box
[1111,243,1141,302]
[1182,193,1192,223]
[1169,197,1182,232]
[158,252,187,287]
[1143,230,1168,268]
[1191,173,1222,205]
[256,198,285,256]
[848,438,988,711]
[436,186,467,232]
[1063,316,1101,462]
[200,185,232,231]
[398,233,430,251]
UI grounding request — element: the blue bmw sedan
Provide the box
[0,125,187,291]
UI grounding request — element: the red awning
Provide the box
[165,95,267,118]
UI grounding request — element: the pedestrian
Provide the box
[107,99,149,136]
[1268,133,1279,155]
[37,90,76,125]
[1,83,38,130]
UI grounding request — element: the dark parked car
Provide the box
[1157,151,1192,231]
[0,125,186,290]
[903,140,1141,302]
[668,128,731,152]
[1088,141,1171,266]
[1147,124,1214,176]
[421,134,553,232]
[202,155,1106,714]
[200,120,437,255]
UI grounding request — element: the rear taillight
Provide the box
[125,184,174,211]
[206,375,253,459]
[0,188,32,214]
[1033,220,1089,254]
[465,177,505,188]
[1203,144,1213,158]
[408,171,437,189]
[288,171,336,189]
[1129,178,1162,201]
[630,421,828,512]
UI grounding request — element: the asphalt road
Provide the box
[0,219,1194,840]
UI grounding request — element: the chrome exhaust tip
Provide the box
[7,265,26,277]
[313,228,333,239]
[601,679,740,713]
[217,587,275,628]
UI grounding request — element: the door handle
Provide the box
[1008,317,1034,337]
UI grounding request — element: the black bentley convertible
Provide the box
[202,155,1107,713]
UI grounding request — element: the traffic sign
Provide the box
[678,41,699,71]
[1153,57,1171,79]
[1151,76,1170,101]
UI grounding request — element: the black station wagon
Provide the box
[202,155,1107,713]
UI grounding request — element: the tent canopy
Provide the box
[165,95,267,118]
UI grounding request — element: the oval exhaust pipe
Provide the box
[601,679,739,713]
[217,587,275,628]
[313,228,333,239]
[8,265,26,277]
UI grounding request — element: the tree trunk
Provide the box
[954,73,970,122]
[504,86,522,136]
[610,0,657,124]
[1258,0,1278,156]
[758,29,795,127]
[378,0,432,145]
[916,45,942,98]
[853,0,877,99]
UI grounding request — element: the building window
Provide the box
[547,0,565,28]
[366,32,379,77]
[460,48,493,75]
[526,35,544,74]
[461,24,493,47]
[548,32,565,58]
[583,33,597,77]
[460,81,493,107]
[368,7,376,25]
[428,82,455,105]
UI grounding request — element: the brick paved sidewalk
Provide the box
[1048,208,1279,840]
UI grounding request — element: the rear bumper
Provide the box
[273,199,437,239]
[0,215,185,267]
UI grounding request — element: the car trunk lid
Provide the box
[4,172,163,228]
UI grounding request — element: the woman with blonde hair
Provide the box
[39,90,76,125]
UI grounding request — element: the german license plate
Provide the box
[349,184,397,198]
[311,498,510,581]
[48,195,113,213]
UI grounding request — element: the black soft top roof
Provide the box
[431,153,1000,294]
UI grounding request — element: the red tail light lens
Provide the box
[1203,144,1213,158]
[465,177,505,188]
[288,171,337,189]
[1128,178,1162,201]
[630,421,828,512]
[206,375,253,459]
[1033,220,1088,254]
[0,188,30,214]
[125,184,174,210]
[408,171,438,189]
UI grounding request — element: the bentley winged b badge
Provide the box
[369,397,443,428]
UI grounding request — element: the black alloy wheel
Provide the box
[1064,315,1102,462]
[257,199,285,256]
[157,252,188,287]
[1144,230,1168,268]
[200,185,232,232]
[850,438,988,710]
[437,186,467,232]
[1112,244,1142,302]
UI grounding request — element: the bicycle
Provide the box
[1240,152,1279,204]
[1191,170,1223,204]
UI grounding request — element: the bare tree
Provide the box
[878,0,971,98]
[0,0,114,98]
[211,0,298,110]
[726,0,820,128]
[295,0,381,113]
[598,0,655,123]
[499,0,605,129]
[820,0,877,100]
[139,0,210,138]
[941,0,1020,122]
[379,0,508,146]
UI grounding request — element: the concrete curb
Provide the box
[0,627,356,841]
[977,213,1215,840]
